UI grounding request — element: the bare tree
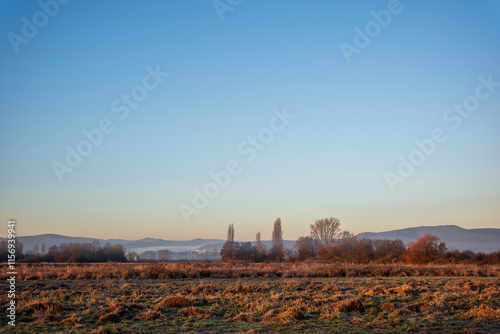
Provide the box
[221,223,236,262]
[271,217,284,261]
[339,230,354,241]
[227,223,235,242]
[255,232,265,253]
[91,239,101,253]
[127,250,138,262]
[157,249,170,261]
[255,231,261,244]
[294,236,320,261]
[310,217,341,245]
[255,231,267,261]
[33,243,39,255]
[272,218,283,250]
[41,242,47,255]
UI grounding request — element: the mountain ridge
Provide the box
[357,225,500,253]
[3,225,499,254]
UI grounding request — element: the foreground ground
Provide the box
[1,263,499,333]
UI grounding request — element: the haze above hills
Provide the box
[4,225,499,254]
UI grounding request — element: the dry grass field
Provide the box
[1,263,499,333]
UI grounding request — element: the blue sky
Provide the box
[1,0,499,240]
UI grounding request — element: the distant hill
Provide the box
[3,225,498,255]
[357,225,500,253]
[0,234,226,254]
[0,234,297,254]
[7,234,99,252]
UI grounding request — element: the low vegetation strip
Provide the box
[3,262,499,281]
[1,276,499,333]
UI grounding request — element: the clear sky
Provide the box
[1,0,499,241]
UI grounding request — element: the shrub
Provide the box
[406,234,447,264]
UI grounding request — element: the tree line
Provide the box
[2,217,498,264]
[220,217,500,265]
[0,240,127,263]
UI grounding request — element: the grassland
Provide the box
[1,263,499,333]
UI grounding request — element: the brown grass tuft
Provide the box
[27,301,66,313]
[464,304,500,320]
[379,303,396,312]
[177,306,218,319]
[226,312,260,322]
[160,296,192,307]
[101,304,128,316]
[6,263,499,281]
[263,307,304,321]
[372,285,387,294]
[136,309,164,320]
[59,314,83,325]
[321,282,339,293]
[328,298,364,313]
[393,302,432,316]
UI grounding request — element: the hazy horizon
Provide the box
[7,222,500,244]
[1,1,499,241]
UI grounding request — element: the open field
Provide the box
[3,262,500,280]
[1,263,500,333]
